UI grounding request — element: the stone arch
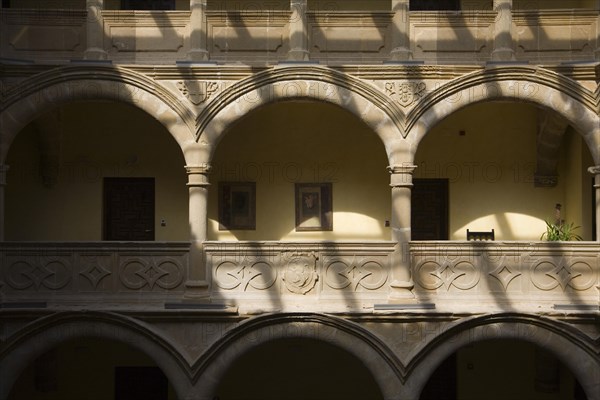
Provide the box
[195,66,409,165]
[0,65,197,164]
[406,313,600,400]
[192,313,406,399]
[0,312,191,400]
[408,66,600,164]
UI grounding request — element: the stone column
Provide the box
[388,164,416,301]
[288,0,309,61]
[84,0,108,60]
[491,0,515,61]
[389,0,412,61]
[589,166,600,241]
[0,165,8,242]
[185,164,211,299]
[188,0,209,61]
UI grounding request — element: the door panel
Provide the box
[412,179,449,240]
[103,178,155,241]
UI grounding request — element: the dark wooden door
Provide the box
[103,178,155,241]
[115,367,168,400]
[411,179,449,240]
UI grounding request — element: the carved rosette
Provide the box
[282,257,318,295]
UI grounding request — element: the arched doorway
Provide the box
[413,101,595,241]
[4,101,188,241]
[208,101,390,241]
[8,338,177,400]
[420,339,588,400]
[215,337,384,400]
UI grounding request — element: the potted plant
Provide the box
[540,203,582,241]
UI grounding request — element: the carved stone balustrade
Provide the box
[205,241,397,313]
[410,241,600,313]
[0,242,190,309]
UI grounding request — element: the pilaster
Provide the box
[84,0,108,60]
[185,164,212,299]
[491,0,515,61]
[589,165,600,241]
[389,0,412,61]
[288,0,309,61]
[188,0,209,61]
[388,164,417,301]
[0,165,8,242]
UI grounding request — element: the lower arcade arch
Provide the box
[8,338,178,400]
[409,317,600,400]
[194,313,404,399]
[0,316,189,400]
[215,337,384,400]
[420,339,588,400]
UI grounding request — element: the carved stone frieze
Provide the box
[324,257,388,291]
[6,258,71,290]
[531,258,596,292]
[119,257,184,290]
[414,260,480,291]
[214,260,277,291]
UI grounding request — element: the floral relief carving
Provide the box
[6,259,71,290]
[176,81,220,105]
[324,257,387,291]
[414,260,480,291]
[120,258,183,290]
[214,260,277,291]
[532,258,596,291]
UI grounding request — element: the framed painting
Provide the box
[218,182,256,230]
[295,183,332,231]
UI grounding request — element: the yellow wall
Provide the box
[5,102,188,241]
[513,0,597,10]
[208,101,390,241]
[414,102,590,241]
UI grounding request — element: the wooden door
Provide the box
[103,178,155,241]
[411,179,449,240]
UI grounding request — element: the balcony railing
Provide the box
[1,241,597,312]
[0,242,190,309]
[410,241,600,312]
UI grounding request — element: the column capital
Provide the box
[186,164,211,187]
[588,165,600,175]
[388,164,417,188]
[0,165,9,186]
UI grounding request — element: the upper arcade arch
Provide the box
[0,65,197,165]
[195,66,409,165]
[405,313,600,400]
[407,66,600,164]
[0,312,191,400]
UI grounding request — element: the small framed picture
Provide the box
[218,182,256,230]
[295,183,332,231]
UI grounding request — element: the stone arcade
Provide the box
[0,0,599,399]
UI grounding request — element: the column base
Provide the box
[491,48,515,62]
[187,49,210,62]
[288,49,310,62]
[83,48,108,61]
[388,280,416,302]
[389,47,413,62]
[184,280,210,300]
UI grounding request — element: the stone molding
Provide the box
[388,164,417,188]
[186,164,212,187]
